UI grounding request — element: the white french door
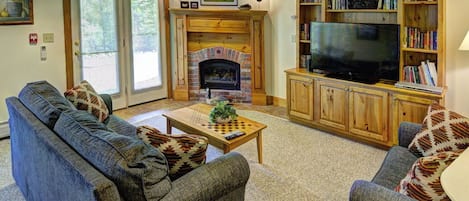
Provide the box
[71,0,167,109]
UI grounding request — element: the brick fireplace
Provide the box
[188,47,251,102]
[170,9,268,105]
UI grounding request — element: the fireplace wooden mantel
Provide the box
[170,9,268,105]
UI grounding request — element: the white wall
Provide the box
[0,0,66,122]
[445,0,469,116]
[269,0,296,99]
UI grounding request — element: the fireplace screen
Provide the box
[199,59,241,90]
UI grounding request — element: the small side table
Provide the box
[440,148,469,200]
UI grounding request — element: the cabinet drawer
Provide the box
[187,17,249,33]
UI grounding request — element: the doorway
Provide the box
[69,0,168,109]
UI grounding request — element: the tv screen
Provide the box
[309,22,400,84]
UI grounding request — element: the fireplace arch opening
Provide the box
[199,59,241,90]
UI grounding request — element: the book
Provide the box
[377,0,383,9]
[426,60,438,85]
[412,66,420,84]
[417,64,427,85]
[421,61,435,86]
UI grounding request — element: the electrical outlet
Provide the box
[43,33,54,43]
[291,34,296,43]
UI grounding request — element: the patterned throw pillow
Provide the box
[395,150,463,201]
[408,103,469,157]
[64,80,109,122]
[137,125,208,180]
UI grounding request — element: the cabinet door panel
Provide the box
[288,75,314,121]
[392,94,437,144]
[349,87,389,142]
[395,96,432,123]
[318,81,347,130]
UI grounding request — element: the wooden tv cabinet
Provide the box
[285,68,444,148]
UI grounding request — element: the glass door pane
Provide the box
[80,0,120,94]
[130,0,162,91]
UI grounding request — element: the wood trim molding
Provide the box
[271,96,286,107]
[164,0,172,99]
[63,0,73,89]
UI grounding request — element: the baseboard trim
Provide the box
[271,96,286,107]
[0,121,10,139]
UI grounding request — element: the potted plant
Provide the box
[209,101,238,123]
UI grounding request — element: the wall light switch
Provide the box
[291,34,296,43]
[40,46,47,61]
[43,33,54,43]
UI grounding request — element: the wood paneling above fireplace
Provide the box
[170,9,268,105]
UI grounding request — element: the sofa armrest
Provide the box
[161,152,250,201]
[349,180,416,201]
[99,94,113,115]
[398,122,422,148]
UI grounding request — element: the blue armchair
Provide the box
[349,122,421,201]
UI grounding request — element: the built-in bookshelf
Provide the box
[296,0,399,69]
[296,0,445,90]
[296,0,324,69]
[328,0,397,10]
[399,0,445,89]
[288,0,446,147]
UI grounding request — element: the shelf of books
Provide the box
[395,60,442,94]
[327,0,397,10]
[396,0,444,94]
[324,0,397,24]
[297,0,324,69]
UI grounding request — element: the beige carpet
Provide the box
[0,139,13,189]
[132,110,387,201]
[0,110,387,201]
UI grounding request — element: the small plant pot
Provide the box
[216,116,234,123]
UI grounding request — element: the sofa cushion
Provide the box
[371,146,419,189]
[137,125,208,180]
[105,115,138,138]
[408,103,469,157]
[64,80,109,122]
[53,110,171,201]
[395,150,463,201]
[18,80,74,128]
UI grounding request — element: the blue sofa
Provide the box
[6,81,250,201]
[349,122,422,201]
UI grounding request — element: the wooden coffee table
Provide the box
[162,103,267,163]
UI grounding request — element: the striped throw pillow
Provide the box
[64,80,109,122]
[137,125,208,180]
[408,103,469,157]
[395,150,463,201]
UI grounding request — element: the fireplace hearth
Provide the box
[199,59,240,90]
[171,9,267,104]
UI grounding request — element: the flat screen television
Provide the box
[309,22,400,84]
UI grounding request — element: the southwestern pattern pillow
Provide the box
[408,103,469,157]
[64,80,109,122]
[137,125,208,180]
[395,150,463,201]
